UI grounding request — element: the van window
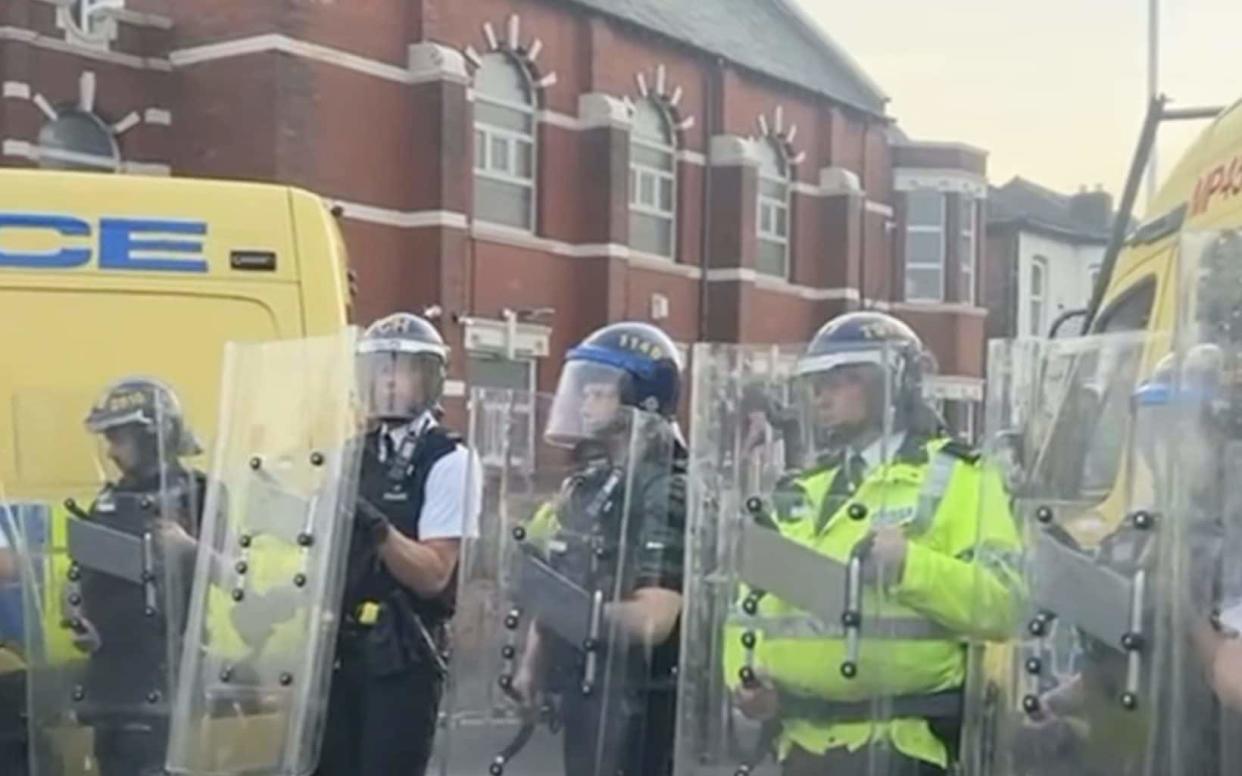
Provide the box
[1040,279,1155,498]
[1078,279,1156,493]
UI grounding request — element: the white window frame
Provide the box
[473,55,537,232]
[905,190,946,302]
[1030,256,1048,337]
[959,197,977,305]
[962,401,977,443]
[629,101,677,259]
[756,141,791,279]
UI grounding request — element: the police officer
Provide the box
[1027,347,1232,776]
[70,377,206,776]
[316,313,481,776]
[508,321,687,776]
[1156,344,1242,770]
[727,312,1022,776]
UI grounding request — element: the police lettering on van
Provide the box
[0,213,208,272]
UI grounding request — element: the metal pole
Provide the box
[1146,0,1160,205]
[1083,96,1165,331]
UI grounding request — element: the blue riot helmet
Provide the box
[545,322,682,448]
[794,312,932,455]
[1132,346,1223,505]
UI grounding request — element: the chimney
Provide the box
[1069,185,1113,231]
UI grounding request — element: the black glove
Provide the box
[356,497,392,546]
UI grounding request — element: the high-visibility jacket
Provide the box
[724,434,1022,767]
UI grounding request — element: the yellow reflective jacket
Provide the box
[723,435,1022,767]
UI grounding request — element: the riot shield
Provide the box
[961,330,1183,776]
[166,331,363,776]
[676,341,1014,776]
[1,497,49,775]
[13,379,202,776]
[1158,229,1242,776]
[433,387,677,776]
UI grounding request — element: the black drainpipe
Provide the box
[697,57,723,342]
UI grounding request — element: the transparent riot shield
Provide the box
[676,341,1012,776]
[1158,229,1242,776]
[166,331,363,776]
[962,330,1182,776]
[12,379,203,776]
[1,496,49,774]
[433,388,677,776]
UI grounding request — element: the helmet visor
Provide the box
[359,351,443,421]
[94,423,161,482]
[545,360,635,448]
[792,344,899,458]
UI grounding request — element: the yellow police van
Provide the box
[0,169,351,771]
[0,169,351,501]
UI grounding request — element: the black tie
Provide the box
[844,451,868,493]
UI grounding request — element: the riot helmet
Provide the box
[85,377,202,478]
[793,312,930,455]
[545,322,682,448]
[357,312,449,422]
[1132,346,1224,505]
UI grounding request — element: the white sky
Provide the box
[797,0,1240,208]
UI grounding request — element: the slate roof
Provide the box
[560,0,888,116]
[988,177,1115,244]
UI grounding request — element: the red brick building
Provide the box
[0,0,990,436]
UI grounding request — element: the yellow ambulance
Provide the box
[1016,97,1242,545]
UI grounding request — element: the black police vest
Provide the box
[79,467,205,711]
[542,451,684,700]
[548,461,630,592]
[347,426,462,625]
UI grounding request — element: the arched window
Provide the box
[629,99,676,258]
[37,108,119,171]
[473,53,536,230]
[755,139,790,277]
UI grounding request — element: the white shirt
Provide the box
[381,414,482,541]
[855,431,908,475]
